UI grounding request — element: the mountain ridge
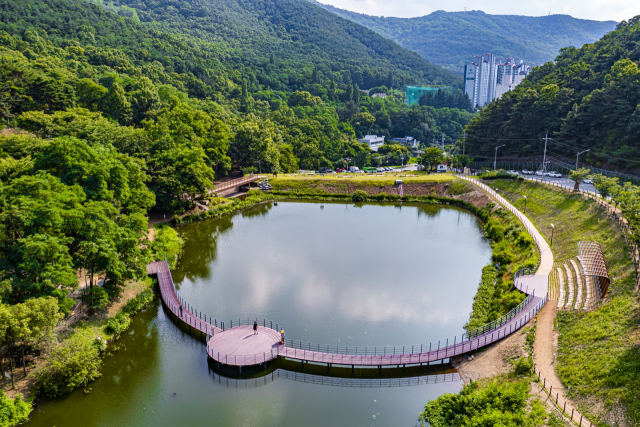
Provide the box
[308,2,618,73]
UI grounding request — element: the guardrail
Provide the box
[207,344,279,366]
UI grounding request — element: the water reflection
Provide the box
[209,369,461,390]
[174,201,492,349]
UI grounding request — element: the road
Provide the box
[521,174,598,194]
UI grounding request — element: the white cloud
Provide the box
[318,0,639,22]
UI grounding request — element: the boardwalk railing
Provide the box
[213,175,264,193]
[206,344,279,367]
[464,293,534,339]
[279,296,546,365]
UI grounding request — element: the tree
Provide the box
[421,147,445,171]
[151,226,184,268]
[590,174,620,200]
[569,168,591,191]
[231,118,282,173]
[33,329,103,397]
[102,82,132,125]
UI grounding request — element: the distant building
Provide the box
[391,136,420,149]
[358,135,385,152]
[371,93,388,99]
[464,54,531,108]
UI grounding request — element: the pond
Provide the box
[28,201,492,426]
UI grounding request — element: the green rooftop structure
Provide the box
[405,86,452,106]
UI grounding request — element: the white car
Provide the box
[583,178,593,184]
[535,170,543,176]
[507,170,519,176]
[522,169,531,175]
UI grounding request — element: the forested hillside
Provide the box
[0,0,476,316]
[463,16,640,173]
[103,0,459,89]
[309,4,616,73]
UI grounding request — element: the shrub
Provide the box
[105,312,131,336]
[122,288,153,316]
[513,356,534,376]
[352,190,367,202]
[492,240,514,265]
[485,218,505,241]
[33,330,103,397]
[0,391,31,427]
[376,192,389,201]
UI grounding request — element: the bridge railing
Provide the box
[206,343,279,366]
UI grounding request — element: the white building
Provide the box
[358,135,385,152]
[391,136,420,149]
[464,54,530,108]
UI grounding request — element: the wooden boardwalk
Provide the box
[148,177,552,367]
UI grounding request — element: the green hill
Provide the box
[309,3,617,73]
[100,0,460,89]
[463,16,640,173]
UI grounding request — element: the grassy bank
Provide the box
[487,179,639,425]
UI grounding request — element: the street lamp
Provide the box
[494,144,505,171]
[258,160,262,174]
[576,149,590,171]
[344,157,351,173]
[550,223,555,247]
[523,195,527,212]
[400,154,404,171]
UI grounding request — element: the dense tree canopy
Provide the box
[464,16,640,173]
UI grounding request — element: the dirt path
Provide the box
[534,302,563,395]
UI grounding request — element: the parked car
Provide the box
[549,172,562,178]
[507,170,519,176]
[535,170,543,176]
[583,178,593,184]
[522,169,531,175]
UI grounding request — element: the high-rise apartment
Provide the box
[464,55,530,108]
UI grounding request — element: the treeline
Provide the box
[419,89,473,111]
[464,16,640,172]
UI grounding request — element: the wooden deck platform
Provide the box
[148,177,552,368]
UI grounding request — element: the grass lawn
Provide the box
[271,172,456,183]
[487,178,639,425]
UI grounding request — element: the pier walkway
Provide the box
[148,177,552,368]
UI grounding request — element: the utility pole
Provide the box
[494,144,505,171]
[400,154,404,171]
[541,131,548,182]
[576,149,590,171]
[441,133,445,151]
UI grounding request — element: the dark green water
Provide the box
[28,201,492,426]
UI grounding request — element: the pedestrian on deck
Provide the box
[253,321,258,335]
[179,304,183,317]
[280,329,285,345]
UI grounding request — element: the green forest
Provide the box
[309,4,616,73]
[464,16,640,173]
[0,0,477,322]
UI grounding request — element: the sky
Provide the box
[317,0,639,22]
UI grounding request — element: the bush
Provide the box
[0,391,31,427]
[105,312,132,336]
[513,356,534,376]
[492,240,514,265]
[122,288,153,316]
[485,218,505,241]
[352,190,367,202]
[33,330,103,397]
